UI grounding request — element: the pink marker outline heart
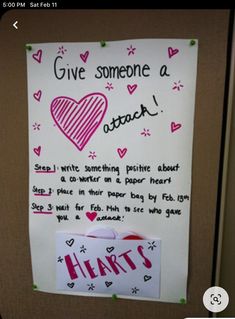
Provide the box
[168,47,179,58]
[80,50,89,63]
[32,49,42,63]
[33,146,41,156]
[127,84,137,95]
[171,122,182,133]
[117,148,127,158]
[86,211,97,222]
[33,90,42,102]
[50,93,108,151]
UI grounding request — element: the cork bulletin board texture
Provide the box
[0,9,230,319]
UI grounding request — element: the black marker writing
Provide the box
[95,64,150,79]
[103,95,160,134]
[54,56,86,80]
[160,65,170,77]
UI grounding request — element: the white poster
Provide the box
[26,39,198,302]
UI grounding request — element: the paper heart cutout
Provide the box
[67,282,74,288]
[106,246,115,253]
[117,148,127,159]
[33,90,42,102]
[123,234,143,240]
[32,49,42,63]
[86,226,117,239]
[127,84,137,95]
[171,122,182,133]
[80,51,89,63]
[33,146,41,156]
[86,211,97,222]
[51,93,108,151]
[105,281,113,287]
[144,275,152,282]
[168,47,179,58]
[66,239,74,247]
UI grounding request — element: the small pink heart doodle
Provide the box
[32,49,42,63]
[33,146,41,156]
[168,47,179,58]
[80,50,89,63]
[117,148,127,158]
[33,90,42,102]
[51,93,108,151]
[127,84,138,95]
[86,211,97,222]
[171,122,182,133]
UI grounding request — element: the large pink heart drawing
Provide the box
[51,93,108,151]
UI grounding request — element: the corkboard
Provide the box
[0,9,229,319]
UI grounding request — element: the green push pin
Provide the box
[33,284,38,290]
[180,298,186,304]
[26,44,32,51]
[112,294,118,300]
[100,40,107,48]
[190,39,196,46]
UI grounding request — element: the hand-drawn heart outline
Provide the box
[66,239,74,247]
[32,49,42,63]
[67,282,75,288]
[51,93,108,151]
[127,84,137,95]
[33,146,41,156]
[86,211,97,222]
[144,275,152,282]
[80,51,89,63]
[105,281,113,287]
[168,47,179,58]
[33,90,42,102]
[106,246,114,253]
[117,148,127,158]
[171,122,182,133]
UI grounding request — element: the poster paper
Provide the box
[26,39,198,302]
